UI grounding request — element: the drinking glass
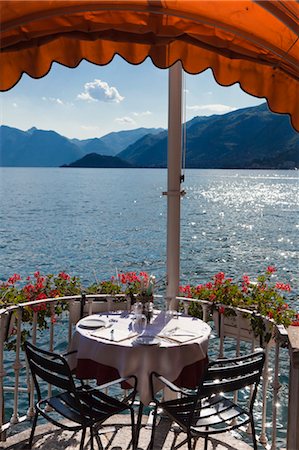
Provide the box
[133,314,147,334]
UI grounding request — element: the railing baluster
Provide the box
[26,311,37,419]
[126,295,131,311]
[219,310,224,358]
[68,299,74,348]
[183,300,189,315]
[260,342,270,446]
[88,297,93,316]
[10,307,22,425]
[45,303,56,412]
[32,311,37,345]
[270,337,280,450]
[233,310,242,413]
[0,312,8,441]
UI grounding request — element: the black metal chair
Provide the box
[24,341,137,450]
[149,350,265,450]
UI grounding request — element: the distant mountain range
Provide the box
[1,104,298,169]
[0,126,163,167]
[118,104,298,169]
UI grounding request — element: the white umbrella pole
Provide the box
[166,62,183,309]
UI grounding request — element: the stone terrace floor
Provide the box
[0,414,254,450]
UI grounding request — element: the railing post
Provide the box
[219,310,224,358]
[0,312,8,441]
[287,326,299,450]
[26,311,37,419]
[202,304,209,322]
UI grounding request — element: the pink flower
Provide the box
[34,271,40,278]
[58,272,70,280]
[267,266,277,274]
[242,275,250,284]
[214,272,225,285]
[7,273,21,284]
[291,313,299,326]
[219,306,225,314]
[275,282,291,291]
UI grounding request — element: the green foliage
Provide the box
[180,267,296,338]
[0,270,155,350]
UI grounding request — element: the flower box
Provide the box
[0,309,15,342]
[213,311,257,342]
[212,310,274,345]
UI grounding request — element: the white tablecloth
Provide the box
[69,310,211,405]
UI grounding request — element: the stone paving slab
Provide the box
[0,415,254,450]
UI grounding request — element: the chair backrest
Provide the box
[198,350,265,400]
[24,341,77,401]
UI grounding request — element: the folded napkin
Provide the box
[158,329,200,344]
[91,327,137,343]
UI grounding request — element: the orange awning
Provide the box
[0,0,298,130]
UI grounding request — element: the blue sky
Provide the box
[0,56,264,140]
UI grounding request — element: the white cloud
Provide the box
[77,79,124,103]
[133,110,152,117]
[186,104,236,114]
[115,116,136,125]
[42,96,67,106]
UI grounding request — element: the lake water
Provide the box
[0,168,298,299]
[1,167,298,447]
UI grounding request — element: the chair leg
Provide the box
[250,416,258,450]
[130,407,136,450]
[149,404,158,450]
[204,435,208,450]
[80,428,86,450]
[27,411,38,449]
[90,426,94,450]
[187,432,192,450]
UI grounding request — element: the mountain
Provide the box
[0,125,82,167]
[70,137,112,156]
[118,104,299,169]
[1,104,298,168]
[100,127,164,154]
[0,125,165,166]
[62,152,132,168]
[117,130,167,167]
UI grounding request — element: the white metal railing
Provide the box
[0,294,296,449]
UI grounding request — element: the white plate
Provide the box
[133,336,160,346]
[78,318,107,330]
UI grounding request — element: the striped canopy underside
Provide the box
[0,0,298,130]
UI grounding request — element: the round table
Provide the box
[69,310,211,405]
